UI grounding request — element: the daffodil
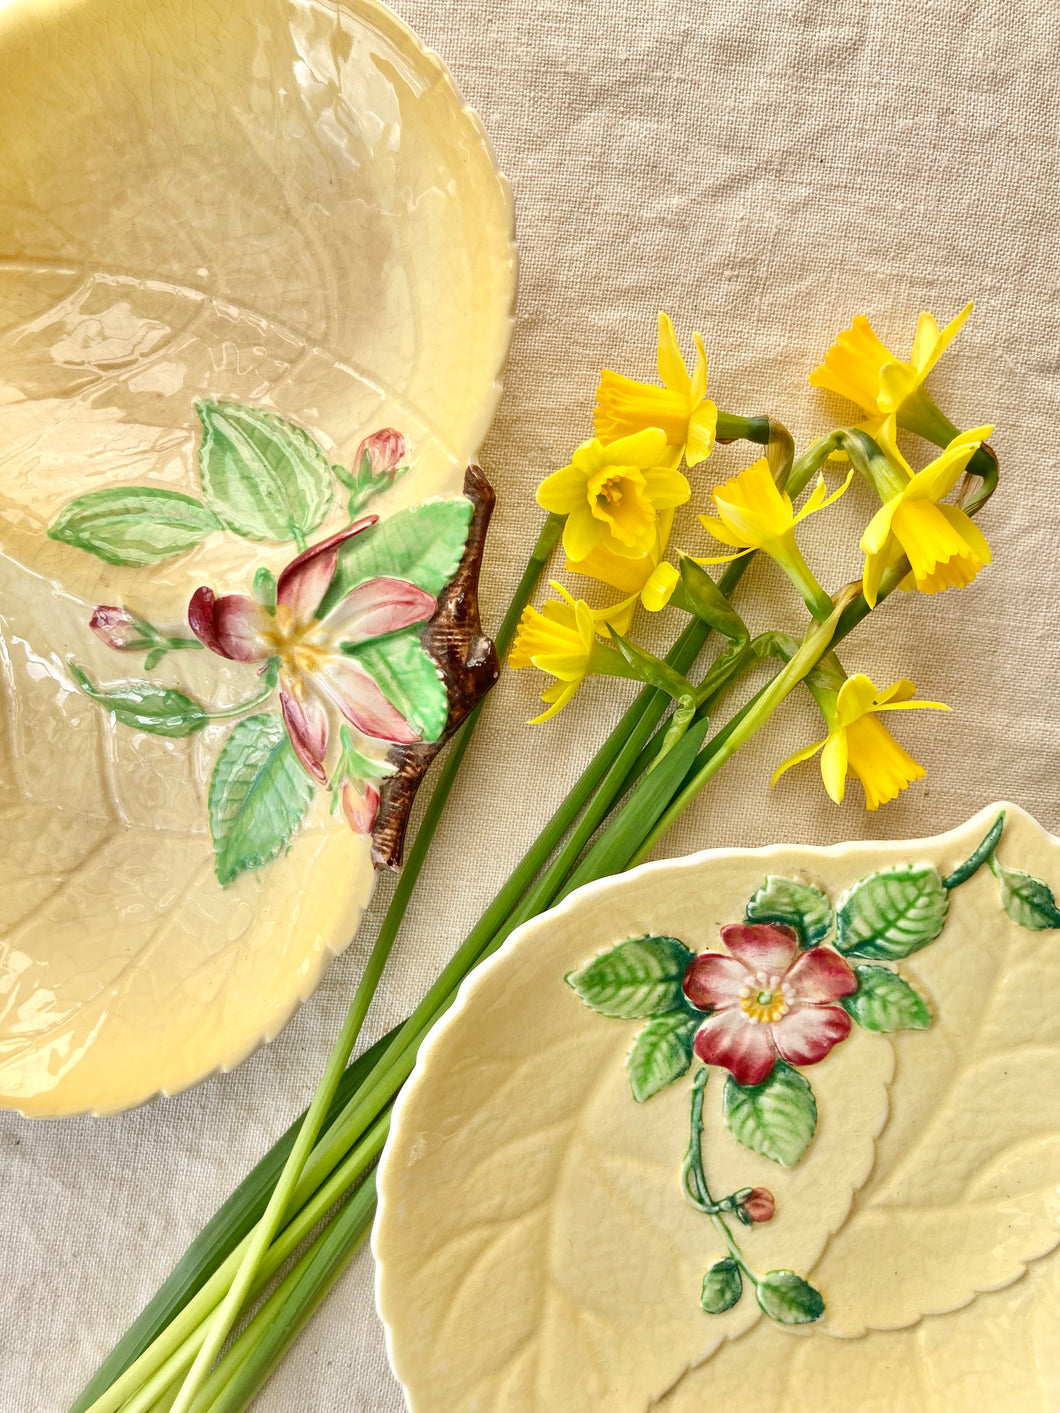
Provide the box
[859,420,993,606]
[594,311,718,468]
[771,672,949,811]
[509,583,619,722]
[537,429,689,564]
[564,509,675,632]
[696,458,851,618]
[809,304,972,446]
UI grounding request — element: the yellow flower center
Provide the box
[586,464,655,548]
[263,604,330,679]
[739,972,790,1024]
[595,475,625,508]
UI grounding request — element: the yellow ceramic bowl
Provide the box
[0,0,515,1116]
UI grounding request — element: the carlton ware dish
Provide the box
[375,803,1060,1413]
[0,0,515,1117]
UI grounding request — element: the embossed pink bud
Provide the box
[341,779,380,835]
[357,428,408,482]
[89,605,143,650]
[740,1187,775,1224]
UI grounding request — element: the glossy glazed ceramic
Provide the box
[375,804,1060,1412]
[0,0,516,1116]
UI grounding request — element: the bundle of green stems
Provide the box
[70,415,996,1413]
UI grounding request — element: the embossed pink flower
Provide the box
[188,516,436,784]
[683,923,857,1087]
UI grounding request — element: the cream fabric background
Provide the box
[5,0,1060,1408]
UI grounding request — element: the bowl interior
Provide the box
[0,0,515,1116]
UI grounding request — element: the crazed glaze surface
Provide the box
[375,804,1060,1412]
[0,0,515,1116]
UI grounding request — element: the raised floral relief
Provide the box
[566,809,1060,1326]
[51,402,497,884]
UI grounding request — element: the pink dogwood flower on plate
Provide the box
[682,922,857,1086]
[188,516,436,784]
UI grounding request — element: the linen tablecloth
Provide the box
[5,0,1060,1408]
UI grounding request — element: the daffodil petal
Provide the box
[641,561,680,611]
[598,426,669,469]
[656,311,690,395]
[770,736,827,788]
[530,679,580,723]
[642,465,692,509]
[836,673,880,726]
[562,505,605,563]
[536,459,591,515]
[860,496,902,557]
[685,400,717,466]
[689,332,708,406]
[875,677,917,705]
[910,310,942,372]
[914,301,973,379]
[820,730,848,803]
[937,503,992,566]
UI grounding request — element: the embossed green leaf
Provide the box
[723,1062,818,1167]
[342,628,448,743]
[71,665,208,738]
[196,400,333,543]
[626,1012,700,1101]
[208,713,315,886]
[318,500,473,614]
[835,864,948,959]
[755,1270,825,1325]
[49,488,221,566]
[701,1258,743,1313]
[990,858,1060,930]
[565,936,695,1019]
[746,875,834,947]
[842,965,931,1032]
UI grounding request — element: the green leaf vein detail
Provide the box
[565,936,694,1019]
[208,714,315,886]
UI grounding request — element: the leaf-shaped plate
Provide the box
[0,0,514,1116]
[375,805,1060,1413]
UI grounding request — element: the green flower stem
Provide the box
[202,1173,380,1413]
[715,411,771,444]
[772,539,835,621]
[82,1110,390,1413]
[203,683,275,720]
[682,1071,756,1281]
[184,1125,391,1413]
[165,517,568,1413]
[97,1115,391,1413]
[627,586,858,866]
[68,1031,399,1413]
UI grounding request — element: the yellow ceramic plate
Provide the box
[375,804,1060,1412]
[0,0,515,1116]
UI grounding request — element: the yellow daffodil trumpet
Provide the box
[594,311,718,468]
[771,671,950,811]
[859,420,993,606]
[509,582,635,722]
[809,303,972,449]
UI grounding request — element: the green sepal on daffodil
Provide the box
[509,582,619,722]
[771,672,949,811]
[593,312,718,468]
[808,303,972,448]
[860,419,993,606]
[537,428,690,565]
